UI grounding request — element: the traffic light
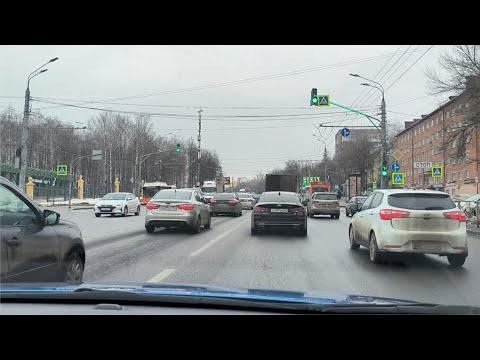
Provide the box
[310,88,318,106]
[176,143,181,153]
[381,160,388,177]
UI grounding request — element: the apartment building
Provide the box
[394,91,479,197]
[335,128,381,156]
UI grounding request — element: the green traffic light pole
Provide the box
[314,98,386,187]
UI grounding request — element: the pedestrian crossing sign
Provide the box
[391,172,405,186]
[432,166,443,178]
[56,164,68,176]
[317,95,330,107]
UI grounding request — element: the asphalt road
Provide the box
[54,206,480,306]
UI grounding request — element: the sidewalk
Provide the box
[467,224,480,237]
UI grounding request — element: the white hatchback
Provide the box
[348,189,468,267]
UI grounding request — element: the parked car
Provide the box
[238,193,256,210]
[94,192,141,217]
[145,188,211,234]
[210,193,243,217]
[0,176,86,283]
[251,191,307,236]
[348,189,468,267]
[307,192,340,219]
[345,196,367,217]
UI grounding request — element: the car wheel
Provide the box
[191,216,201,234]
[330,215,335,219]
[122,206,128,217]
[369,232,382,264]
[447,254,467,267]
[234,211,239,217]
[251,224,258,235]
[204,214,212,229]
[240,210,243,216]
[110,214,115,217]
[63,252,84,283]
[335,214,340,219]
[146,225,155,233]
[300,225,307,237]
[349,225,360,250]
[95,214,100,218]
[211,212,216,217]
[135,206,140,215]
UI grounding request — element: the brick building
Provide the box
[394,91,479,197]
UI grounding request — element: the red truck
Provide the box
[307,181,332,195]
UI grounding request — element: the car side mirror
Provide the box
[357,205,363,212]
[44,209,60,225]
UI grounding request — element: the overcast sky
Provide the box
[1,45,449,179]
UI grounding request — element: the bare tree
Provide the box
[426,45,480,160]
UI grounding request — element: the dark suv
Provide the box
[0,176,85,283]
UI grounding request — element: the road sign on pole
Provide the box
[391,172,405,186]
[91,150,103,161]
[414,162,432,169]
[391,163,400,172]
[317,95,330,107]
[341,128,350,137]
[392,150,402,161]
[432,166,443,178]
[56,164,68,176]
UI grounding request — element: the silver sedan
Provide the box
[145,189,211,234]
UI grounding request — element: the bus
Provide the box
[141,182,175,205]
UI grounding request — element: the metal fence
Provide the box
[454,200,480,227]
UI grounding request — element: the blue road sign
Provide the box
[341,128,350,137]
[392,163,400,172]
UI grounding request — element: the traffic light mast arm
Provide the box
[330,101,380,130]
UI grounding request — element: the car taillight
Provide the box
[228,200,238,204]
[146,203,159,210]
[379,209,410,220]
[290,207,305,215]
[177,204,195,211]
[254,206,268,213]
[210,199,217,204]
[443,211,466,222]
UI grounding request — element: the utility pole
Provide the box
[380,95,387,190]
[18,57,58,192]
[18,87,31,192]
[197,108,202,188]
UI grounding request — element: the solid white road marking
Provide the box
[190,217,250,257]
[146,269,176,283]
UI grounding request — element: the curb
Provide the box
[467,228,480,237]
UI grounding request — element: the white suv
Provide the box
[348,189,468,267]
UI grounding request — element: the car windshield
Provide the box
[238,194,253,199]
[314,194,337,200]
[2,45,479,312]
[388,193,456,210]
[259,194,300,203]
[102,194,127,200]
[153,190,192,200]
[213,193,235,200]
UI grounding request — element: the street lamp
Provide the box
[18,57,59,192]
[350,73,387,189]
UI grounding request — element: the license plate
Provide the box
[271,208,288,213]
[101,208,110,211]
[413,241,442,250]
[160,205,177,211]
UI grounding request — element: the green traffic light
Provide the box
[176,143,181,153]
[312,97,318,103]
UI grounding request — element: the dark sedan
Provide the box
[345,196,367,217]
[0,176,85,283]
[251,192,307,236]
[210,193,243,217]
